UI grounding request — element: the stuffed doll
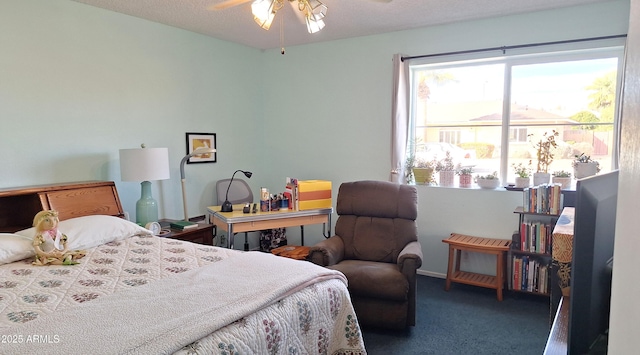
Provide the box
[32,210,85,266]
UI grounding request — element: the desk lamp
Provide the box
[221,170,253,212]
[180,147,217,221]
[119,144,170,226]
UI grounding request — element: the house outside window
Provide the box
[409,44,624,184]
[509,128,528,143]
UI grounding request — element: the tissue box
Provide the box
[297,180,332,210]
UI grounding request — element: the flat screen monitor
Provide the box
[568,170,618,354]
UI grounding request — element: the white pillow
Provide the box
[15,215,153,250]
[0,233,35,265]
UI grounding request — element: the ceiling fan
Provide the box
[208,0,392,33]
[209,0,391,11]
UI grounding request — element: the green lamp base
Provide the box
[136,181,158,226]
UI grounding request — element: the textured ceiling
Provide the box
[71,0,609,50]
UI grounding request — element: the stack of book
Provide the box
[518,220,553,254]
[169,220,198,230]
[523,183,563,215]
[511,255,549,294]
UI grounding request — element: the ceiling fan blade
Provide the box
[208,0,253,11]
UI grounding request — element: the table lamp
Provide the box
[180,146,217,221]
[220,170,253,212]
[119,144,170,226]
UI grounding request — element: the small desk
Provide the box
[207,205,332,249]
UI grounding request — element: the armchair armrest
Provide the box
[308,236,345,266]
[397,241,423,273]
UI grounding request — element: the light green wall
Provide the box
[259,0,630,274]
[0,0,630,277]
[0,0,264,222]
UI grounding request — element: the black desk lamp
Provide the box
[221,169,253,212]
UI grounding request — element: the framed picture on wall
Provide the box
[185,132,217,164]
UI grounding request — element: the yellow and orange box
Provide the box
[297,180,332,210]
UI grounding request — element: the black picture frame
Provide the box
[185,132,217,164]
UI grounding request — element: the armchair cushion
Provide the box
[398,241,423,271]
[328,260,409,301]
[335,181,418,264]
[309,235,344,266]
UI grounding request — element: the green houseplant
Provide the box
[572,153,600,179]
[475,171,500,189]
[530,130,559,185]
[411,156,436,185]
[456,166,474,188]
[511,161,532,188]
[435,151,456,187]
[552,170,572,189]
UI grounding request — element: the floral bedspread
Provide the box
[0,235,366,354]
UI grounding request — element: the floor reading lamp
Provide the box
[180,147,217,222]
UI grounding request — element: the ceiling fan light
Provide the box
[308,0,327,20]
[252,0,280,30]
[305,17,325,33]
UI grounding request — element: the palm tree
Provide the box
[586,71,617,131]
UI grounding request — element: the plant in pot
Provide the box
[572,153,601,179]
[552,170,572,189]
[512,161,532,188]
[405,153,416,184]
[412,156,436,185]
[475,171,500,189]
[456,166,474,188]
[529,130,559,186]
[435,151,456,187]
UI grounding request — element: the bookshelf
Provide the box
[508,184,564,296]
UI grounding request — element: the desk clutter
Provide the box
[260,228,287,252]
[259,178,332,212]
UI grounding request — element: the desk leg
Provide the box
[323,213,332,238]
[227,223,234,249]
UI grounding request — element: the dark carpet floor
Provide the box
[361,275,550,355]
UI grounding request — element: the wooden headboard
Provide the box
[0,181,124,232]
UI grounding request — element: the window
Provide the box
[439,130,461,144]
[409,45,623,184]
[509,128,528,142]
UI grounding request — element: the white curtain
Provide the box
[390,54,410,183]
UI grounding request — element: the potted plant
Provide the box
[572,153,601,179]
[512,161,532,188]
[456,166,474,188]
[435,151,456,187]
[475,171,500,189]
[552,170,572,189]
[529,130,559,186]
[405,153,416,184]
[412,156,436,185]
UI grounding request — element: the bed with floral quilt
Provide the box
[0,181,366,354]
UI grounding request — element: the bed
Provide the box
[0,181,366,354]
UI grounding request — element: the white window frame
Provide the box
[408,40,625,184]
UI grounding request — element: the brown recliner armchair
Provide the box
[308,180,423,329]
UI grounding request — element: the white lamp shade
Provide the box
[119,147,170,182]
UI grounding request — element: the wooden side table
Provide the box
[443,233,511,301]
[158,219,214,245]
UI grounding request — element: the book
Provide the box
[513,257,521,291]
[170,220,198,230]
